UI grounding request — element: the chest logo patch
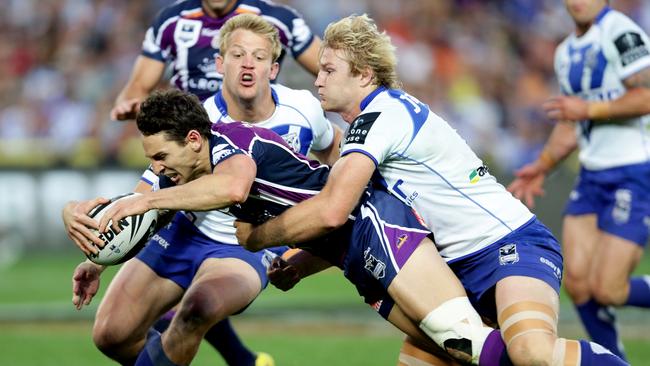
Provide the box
[344,112,381,145]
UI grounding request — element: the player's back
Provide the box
[341,87,533,260]
[554,7,650,170]
[209,121,329,222]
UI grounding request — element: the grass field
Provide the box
[1,252,649,365]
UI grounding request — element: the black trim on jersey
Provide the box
[614,32,649,66]
[344,112,381,145]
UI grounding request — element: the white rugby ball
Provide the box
[86,193,159,265]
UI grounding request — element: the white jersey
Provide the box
[554,7,650,170]
[341,87,534,260]
[141,83,335,244]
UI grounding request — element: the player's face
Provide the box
[142,132,202,185]
[217,29,279,103]
[564,0,607,25]
[202,0,236,15]
[315,47,361,116]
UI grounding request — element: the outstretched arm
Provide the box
[110,56,166,121]
[507,121,577,208]
[236,152,375,251]
[99,154,256,232]
[543,67,650,122]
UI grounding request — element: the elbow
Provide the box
[320,207,348,231]
[227,185,249,204]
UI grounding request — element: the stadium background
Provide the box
[1,0,649,364]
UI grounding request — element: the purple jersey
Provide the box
[209,121,328,221]
[142,0,315,101]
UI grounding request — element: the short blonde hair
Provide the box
[323,14,400,89]
[219,13,282,62]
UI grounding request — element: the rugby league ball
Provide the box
[86,193,158,265]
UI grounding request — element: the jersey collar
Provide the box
[595,6,611,24]
[360,86,386,111]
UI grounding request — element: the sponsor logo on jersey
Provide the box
[468,164,489,184]
[364,247,386,279]
[396,234,408,250]
[499,243,519,265]
[211,143,238,164]
[614,32,649,66]
[174,19,202,47]
[540,256,562,280]
[344,112,381,145]
[151,233,170,249]
[612,189,632,224]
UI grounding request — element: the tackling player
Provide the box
[508,0,650,359]
[236,14,630,366]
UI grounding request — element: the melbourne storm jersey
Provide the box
[554,6,650,170]
[142,0,315,100]
[208,122,328,225]
[340,87,534,261]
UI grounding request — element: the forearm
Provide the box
[537,121,578,172]
[249,194,343,247]
[146,174,249,212]
[283,248,333,278]
[590,88,650,121]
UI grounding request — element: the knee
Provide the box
[590,280,626,306]
[175,286,225,331]
[92,318,130,358]
[563,271,590,302]
[506,334,555,366]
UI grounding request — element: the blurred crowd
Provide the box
[1,0,649,173]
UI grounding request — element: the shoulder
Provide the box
[243,0,304,20]
[156,0,201,21]
[600,9,645,36]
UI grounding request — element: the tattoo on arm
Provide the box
[623,67,650,89]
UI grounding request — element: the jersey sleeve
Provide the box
[210,137,248,168]
[141,7,175,62]
[340,111,400,167]
[605,13,650,80]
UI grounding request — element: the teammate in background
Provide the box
[65,15,338,366]
[508,0,650,360]
[110,0,321,120]
[235,14,629,366]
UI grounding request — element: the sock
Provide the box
[478,329,513,366]
[153,310,176,333]
[204,318,256,366]
[625,275,650,307]
[578,340,629,366]
[575,299,626,359]
[135,329,180,366]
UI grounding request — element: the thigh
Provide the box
[590,232,644,293]
[388,239,467,321]
[562,214,599,279]
[95,258,183,339]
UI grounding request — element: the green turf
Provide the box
[1,252,649,365]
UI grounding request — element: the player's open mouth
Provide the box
[167,173,180,184]
[240,73,254,86]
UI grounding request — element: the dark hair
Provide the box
[136,89,212,143]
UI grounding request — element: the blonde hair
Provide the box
[219,13,282,62]
[323,14,400,89]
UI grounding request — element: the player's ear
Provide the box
[269,62,280,81]
[216,54,225,74]
[186,130,203,151]
[359,66,374,88]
